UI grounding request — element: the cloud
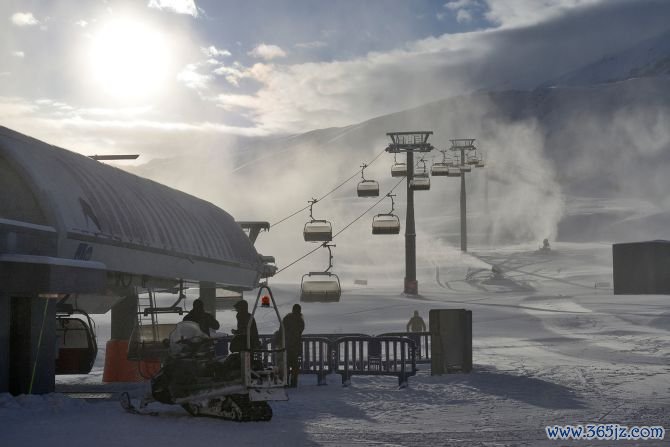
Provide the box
[75,20,88,28]
[295,41,328,49]
[202,45,231,58]
[177,64,211,90]
[483,0,602,28]
[147,0,199,17]
[12,51,25,58]
[248,44,287,60]
[11,12,39,26]
[210,61,270,87]
[456,9,473,23]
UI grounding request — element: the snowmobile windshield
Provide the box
[169,321,208,355]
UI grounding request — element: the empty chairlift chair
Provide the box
[446,161,462,177]
[357,180,379,197]
[300,272,342,302]
[431,149,450,176]
[410,159,430,191]
[431,162,449,176]
[357,163,379,197]
[372,193,401,235]
[372,214,401,234]
[304,220,333,242]
[55,310,98,375]
[300,243,341,303]
[303,199,333,242]
[391,154,407,177]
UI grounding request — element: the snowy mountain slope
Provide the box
[544,28,670,87]
[129,75,670,255]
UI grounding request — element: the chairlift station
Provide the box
[0,126,273,395]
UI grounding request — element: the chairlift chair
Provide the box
[303,199,333,242]
[372,193,400,235]
[300,272,342,302]
[372,214,401,234]
[357,163,379,197]
[410,176,430,190]
[430,162,449,176]
[460,164,472,173]
[357,180,379,197]
[410,159,430,190]
[391,154,407,177]
[55,313,98,375]
[303,220,333,242]
[446,167,462,177]
[300,243,341,303]
[391,163,407,177]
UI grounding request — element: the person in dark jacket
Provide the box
[406,310,426,332]
[231,299,261,352]
[282,304,305,388]
[183,298,220,335]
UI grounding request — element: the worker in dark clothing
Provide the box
[183,298,220,336]
[406,310,426,332]
[282,304,305,388]
[231,300,261,352]
[406,310,427,359]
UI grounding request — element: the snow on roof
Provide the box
[0,126,262,289]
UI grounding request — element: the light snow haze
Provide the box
[3,2,670,445]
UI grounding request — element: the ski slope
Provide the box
[1,243,668,446]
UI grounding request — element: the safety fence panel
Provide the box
[378,332,431,364]
[333,336,417,387]
[299,336,333,385]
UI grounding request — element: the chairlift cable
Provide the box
[275,176,406,275]
[270,147,387,228]
[275,244,324,274]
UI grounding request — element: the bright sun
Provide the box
[88,18,170,100]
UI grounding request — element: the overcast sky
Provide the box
[1,0,669,158]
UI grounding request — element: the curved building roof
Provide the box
[0,126,263,290]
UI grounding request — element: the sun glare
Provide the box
[89,18,170,100]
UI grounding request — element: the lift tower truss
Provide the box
[385,131,434,295]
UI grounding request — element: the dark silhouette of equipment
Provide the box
[122,285,287,421]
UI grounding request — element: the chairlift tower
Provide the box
[448,139,484,252]
[385,131,434,295]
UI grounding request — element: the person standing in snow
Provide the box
[406,310,426,332]
[183,298,220,336]
[282,304,305,388]
[406,310,427,358]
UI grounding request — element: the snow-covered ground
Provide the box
[1,242,668,446]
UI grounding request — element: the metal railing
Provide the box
[130,330,427,387]
[378,332,431,363]
[333,336,417,387]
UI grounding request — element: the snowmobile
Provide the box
[121,285,288,421]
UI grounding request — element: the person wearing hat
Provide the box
[231,300,261,352]
[282,304,305,388]
[183,298,220,336]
